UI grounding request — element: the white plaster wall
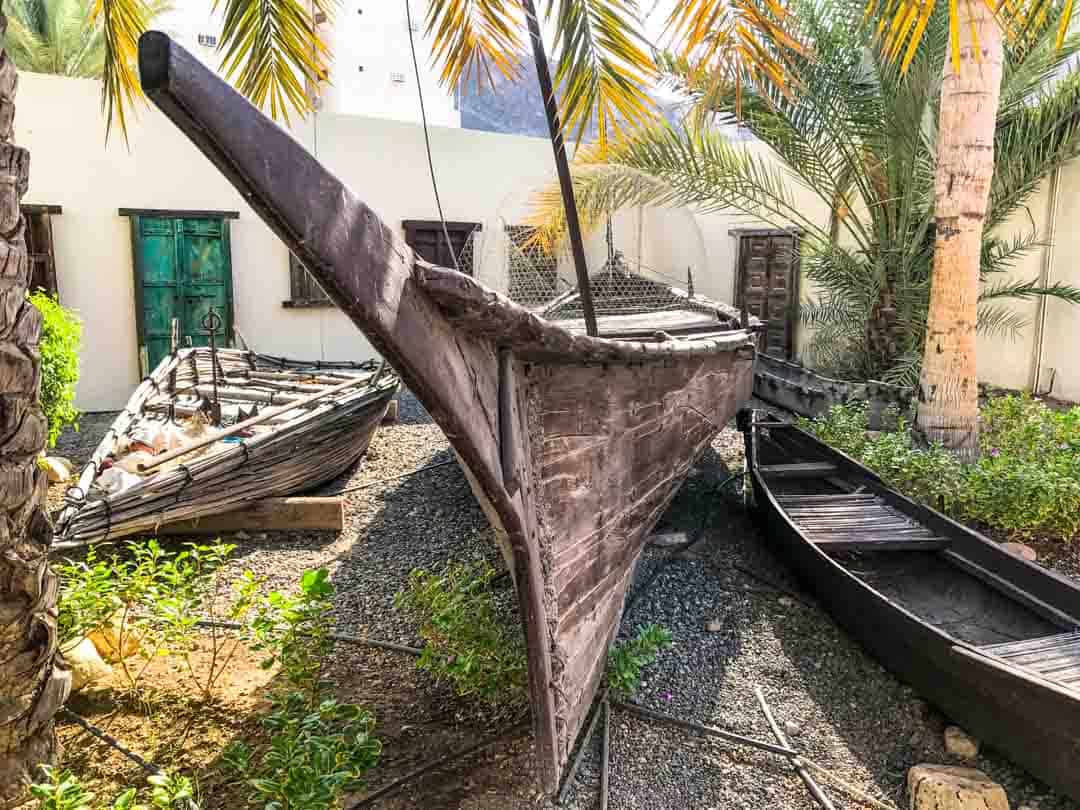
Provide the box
[321,0,460,126]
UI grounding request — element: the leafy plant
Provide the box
[55,540,241,695]
[29,291,82,446]
[30,765,197,809]
[605,623,673,700]
[249,567,335,697]
[800,398,1080,539]
[395,560,527,707]
[222,694,381,810]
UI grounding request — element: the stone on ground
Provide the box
[88,615,142,662]
[1002,542,1037,563]
[705,618,723,632]
[908,765,1008,810]
[65,637,113,691]
[944,725,980,759]
[43,455,73,483]
[650,531,688,548]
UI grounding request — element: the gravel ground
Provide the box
[49,393,1080,810]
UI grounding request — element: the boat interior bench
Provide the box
[775,493,952,553]
[981,632,1080,693]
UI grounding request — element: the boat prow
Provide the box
[137,32,758,792]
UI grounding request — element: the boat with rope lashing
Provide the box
[741,409,1080,801]
[54,346,399,550]
[136,32,758,794]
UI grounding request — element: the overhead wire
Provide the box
[404,0,460,272]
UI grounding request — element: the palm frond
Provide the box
[425,0,524,91]
[980,278,1080,303]
[546,0,657,147]
[977,303,1030,340]
[980,230,1044,276]
[94,0,152,142]
[664,0,806,112]
[214,0,334,124]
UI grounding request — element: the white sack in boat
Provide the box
[95,467,142,495]
[115,450,156,475]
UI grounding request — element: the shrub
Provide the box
[395,560,528,707]
[30,765,196,809]
[605,623,673,700]
[29,291,81,447]
[221,695,381,810]
[800,398,1080,539]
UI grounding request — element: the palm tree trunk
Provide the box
[0,9,70,799]
[915,0,1003,461]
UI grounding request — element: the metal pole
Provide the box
[520,0,598,337]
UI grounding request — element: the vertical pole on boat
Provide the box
[521,0,598,337]
[202,307,223,425]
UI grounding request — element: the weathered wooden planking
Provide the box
[159,496,344,533]
[138,33,757,793]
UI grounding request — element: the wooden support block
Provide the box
[757,462,839,479]
[160,496,344,534]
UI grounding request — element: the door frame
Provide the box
[123,208,239,376]
[731,227,802,360]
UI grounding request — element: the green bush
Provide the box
[29,291,81,447]
[799,397,1080,539]
[605,623,673,700]
[395,560,527,707]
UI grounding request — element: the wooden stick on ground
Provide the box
[600,698,611,810]
[158,496,344,533]
[753,686,836,810]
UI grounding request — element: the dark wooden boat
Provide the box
[137,33,757,792]
[741,410,1080,800]
[54,347,398,549]
[754,352,913,427]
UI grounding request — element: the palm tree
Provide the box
[525,0,1080,386]
[3,0,106,76]
[0,2,70,800]
[2,0,167,78]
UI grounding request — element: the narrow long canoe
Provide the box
[54,347,398,549]
[137,32,757,792]
[742,410,1080,800]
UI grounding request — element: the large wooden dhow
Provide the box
[55,347,398,549]
[742,411,1080,800]
[136,33,757,792]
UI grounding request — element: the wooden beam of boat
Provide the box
[138,374,377,472]
[137,33,756,794]
[159,496,343,533]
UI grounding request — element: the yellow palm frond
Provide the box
[425,0,525,90]
[93,0,152,143]
[213,0,335,124]
[869,0,1074,75]
[548,0,658,148]
[665,0,805,115]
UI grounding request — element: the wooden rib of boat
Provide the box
[754,352,913,426]
[741,410,1080,800]
[136,32,757,792]
[54,347,398,550]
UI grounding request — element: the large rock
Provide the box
[64,637,113,691]
[42,455,73,483]
[944,725,980,760]
[908,765,1009,810]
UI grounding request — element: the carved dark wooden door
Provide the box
[736,232,799,359]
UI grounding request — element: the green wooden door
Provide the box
[131,216,234,374]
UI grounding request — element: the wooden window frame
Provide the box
[402,219,480,275]
[283,252,335,309]
[23,203,62,298]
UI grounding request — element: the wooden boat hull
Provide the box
[137,33,757,792]
[55,348,398,548]
[742,413,1080,800]
[753,352,913,426]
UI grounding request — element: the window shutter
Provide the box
[285,252,334,307]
